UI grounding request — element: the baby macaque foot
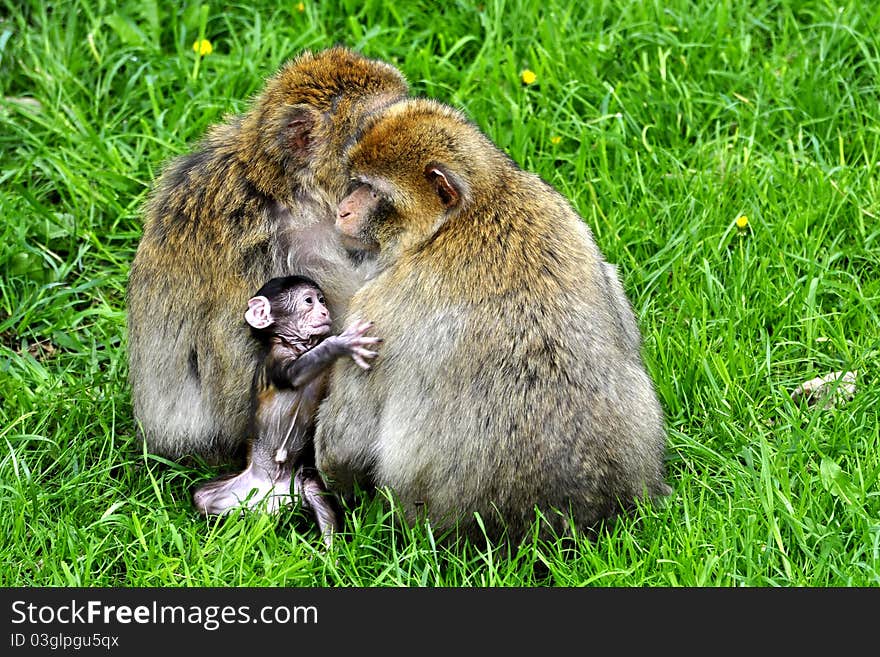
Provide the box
[193,465,292,515]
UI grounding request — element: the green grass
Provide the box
[1,0,878,586]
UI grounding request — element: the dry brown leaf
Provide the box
[790,371,857,409]
[26,339,58,361]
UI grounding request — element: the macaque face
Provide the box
[246,284,331,340]
[286,285,332,337]
[336,183,395,249]
[335,166,461,251]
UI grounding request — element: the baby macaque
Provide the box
[193,275,380,546]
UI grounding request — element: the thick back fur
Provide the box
[127,48,408,463]
[315,99,669,543]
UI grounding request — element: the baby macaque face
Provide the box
[245,282,332,340]
[289,285,332,337]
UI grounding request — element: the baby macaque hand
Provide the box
[337,319,382,370]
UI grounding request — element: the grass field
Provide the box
[1,0,878,587]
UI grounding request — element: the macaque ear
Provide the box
[245,296,274,329]
[286,108,316,154]
[424,165,460,209]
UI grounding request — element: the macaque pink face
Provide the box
[336,184,381,248]
[289,285,332,336]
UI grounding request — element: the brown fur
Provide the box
[127,48,408,463]
[315,99,670,544]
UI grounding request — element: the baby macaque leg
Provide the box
[294,466,340,548]
[193,459,293,516]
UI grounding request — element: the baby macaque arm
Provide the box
[274,319,381,388]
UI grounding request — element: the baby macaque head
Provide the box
[245,275,332,344]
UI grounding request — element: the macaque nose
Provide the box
[337,208,351,219]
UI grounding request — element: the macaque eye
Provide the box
[318,296,326,304]
[304,296,313,305]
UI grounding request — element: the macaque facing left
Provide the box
[317,99,670,546]
[193,275,380,546]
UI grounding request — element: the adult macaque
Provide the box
[193,275,380,547]
[318,99,671,544]
[127,48,408,464]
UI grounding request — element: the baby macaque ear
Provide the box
[245,296,273,329]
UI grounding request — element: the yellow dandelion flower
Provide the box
[550,136,562,145]
[735,215,749,229]
[296,2,305,11]
[521,69,537,85]
[192,39,213,56]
